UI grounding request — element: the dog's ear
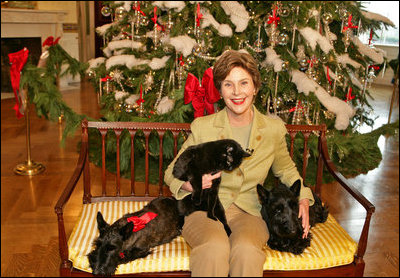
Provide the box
[290,179,301,197]
[96,211,110,236]
[257,184,270,201]
[119,222,134,241]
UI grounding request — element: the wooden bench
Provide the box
[55,119,375,276]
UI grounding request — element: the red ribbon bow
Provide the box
[369,65,380,70]
[133,3,146,16]
[8,47,29,119]
[127,212,158,233]
[267,7,280,26]
[343,14,358,33]
[184,68,220,118]
[101,75,112,82]
[136,84,144,105]
[42,36,60,47]
[196,3,203,27]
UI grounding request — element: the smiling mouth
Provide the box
[231,98,246,105]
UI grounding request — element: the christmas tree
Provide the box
[80,1,398,185]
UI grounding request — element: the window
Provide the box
[359,1,399,46]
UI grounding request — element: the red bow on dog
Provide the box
[184,67,220,118]
[126,212,158,232]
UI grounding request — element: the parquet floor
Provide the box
[1,81,398,277]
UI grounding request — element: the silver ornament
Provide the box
[101,6,111,17]
[278,32,289,46]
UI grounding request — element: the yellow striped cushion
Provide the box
[68,201,357,274]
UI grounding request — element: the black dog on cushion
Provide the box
[88,197,183,276]
[257,180,329,254]
[173,139,252,236]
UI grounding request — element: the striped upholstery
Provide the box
[68,201,357,274]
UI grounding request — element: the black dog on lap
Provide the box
[257,180,329,254]
[173,139,252,236]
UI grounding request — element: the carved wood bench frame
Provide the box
[55,119,375,277]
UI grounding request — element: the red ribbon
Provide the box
[345,87,355,102]
[289,101,304,113]
[136,84,144,105]
[151,6,162,31]
[368,28,373,45]
[42,36,60,47]
[133,2,146,16]
[127,212,158,233]
[101,75,112,82]
[267,7,280,26]
[196,3,203,27]
[343,14,358,32]
[184,67,220,118]
[369,65,380,70]
[8,47,29,119]
[179,55,184,66]
[327,66,332,85]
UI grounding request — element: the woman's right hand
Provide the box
[181,172,222,192]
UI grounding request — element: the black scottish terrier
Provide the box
[173,139,252,236]
[88,197,183,276]
[257,180,329,254]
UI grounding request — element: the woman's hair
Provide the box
[213,50,261,93]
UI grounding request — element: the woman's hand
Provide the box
[181,172,222,192]
[298,198,310,238]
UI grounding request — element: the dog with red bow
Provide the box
[88,197,183,276]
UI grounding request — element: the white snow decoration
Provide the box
[337,53,362,68]
[115,90,129,101]
[107,40,143,51]
[103,47,112,58]
[96,22,117,36]
[156,96,175,114]
[87,57,106,71]
[291,70,355,130]
[263,47,284,72]
[148,56,170,70]
[361,10,395,26]
[105,55,170,70]
[114,1,132,12]
[169,35,197,57]
[201,8,233,37]
[220,1,249,32]
[125,94,140,105]
[153,1,186,12]
[351,36,385,64]
[106,55,150,69]
[299,27,333,54]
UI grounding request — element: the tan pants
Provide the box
[182,204,269,277]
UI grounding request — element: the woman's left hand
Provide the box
[298,198,310,238]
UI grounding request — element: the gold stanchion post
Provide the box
[14,90,45,176]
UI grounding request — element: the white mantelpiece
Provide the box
[1,8,67,43]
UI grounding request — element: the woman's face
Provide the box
[220,67,256,123]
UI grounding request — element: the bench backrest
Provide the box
[81,119,327,203]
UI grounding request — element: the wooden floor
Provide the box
[1,81,398,277]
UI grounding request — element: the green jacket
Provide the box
[164,106,315,217]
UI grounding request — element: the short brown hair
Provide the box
[213,50,261,93]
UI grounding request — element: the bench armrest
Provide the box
[319,135,375,260]
[54,143,87,214]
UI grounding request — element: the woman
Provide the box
[164,50,314,277]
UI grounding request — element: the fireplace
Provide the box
[1,37,42,93]
[1,8,67,94]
